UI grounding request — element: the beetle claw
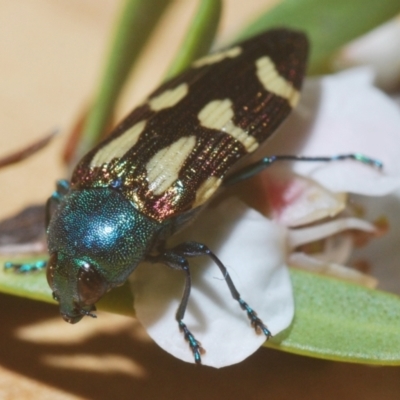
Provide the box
[179,321,205,364]
[239,298,272,339]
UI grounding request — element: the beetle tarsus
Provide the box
[179,320,205,364]
[239,298,272,339]
[4,260,47,274]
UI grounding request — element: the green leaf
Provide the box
[0,255,134,317]
[0,256,53,304]
[3,254,400,364]
[76,0,172,161]
[238,0,400,74]
[4,0,400,365]
[164,0,222,80]
[266,269,400,365]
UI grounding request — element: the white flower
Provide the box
[130,68,400,368]
[266,68,400,196]
[255,68,400,289]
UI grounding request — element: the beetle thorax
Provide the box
[47,187,162,284]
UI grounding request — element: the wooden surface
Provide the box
[1,1,400,399]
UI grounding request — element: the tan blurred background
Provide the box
[1,1,400,399]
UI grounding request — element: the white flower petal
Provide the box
[265,69,400,195]
[251,167,347,227]
[351,190,400,295]
[130,198,292,368]
[288,217,376,249]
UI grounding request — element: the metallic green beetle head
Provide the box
[46,252,105,323]
[46,187,161,324]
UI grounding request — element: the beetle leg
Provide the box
[55,179,70,195]
[223,153,383,186]
[148,241,272,363]
[170,241,272,338]
[4,180,70,273]
[4,259,47,273]
[147,251,205,364]
[46,179,70,228]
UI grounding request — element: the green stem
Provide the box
[164,0,222,80]
[76,0,172,162]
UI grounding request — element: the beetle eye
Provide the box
[77,262,108,305]
[46,253,57,288]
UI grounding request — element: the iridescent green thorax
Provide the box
[48,188,162,274]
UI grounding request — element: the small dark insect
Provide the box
[6,29,381,364]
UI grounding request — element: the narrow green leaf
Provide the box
[164,0,222,80]
[0,256,53,304]
[266,269,400,365]
[76,0,172,161]
[97,282,135,318]
[0,255,134,317]
[238,0,400,74]
[3,254,400,364]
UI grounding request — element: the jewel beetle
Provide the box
[52,29,308,364]
[6,29,381,364]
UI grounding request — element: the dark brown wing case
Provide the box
[72,29,308,222]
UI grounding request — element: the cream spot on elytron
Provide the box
[255,56,300,107]
[90,120,146,167]
[148,83,189,111]
[197,99,258,152]
[146,136,197,195]
[192,176,223,208]
[192,46,242,68]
